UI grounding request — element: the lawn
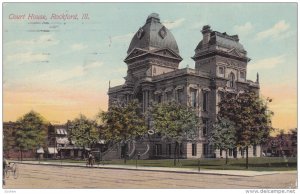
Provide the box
[20,157,297,171]
[100,157,297,171]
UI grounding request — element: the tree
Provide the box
[3,122,17,158]
[218,91,274,169]
[150,101,200,166]
[99,100,147,163]
[209,118,236,165]
[290,128,297,156]
[269,129,295,157]
[15,111,48,161]
[68,114,99,158]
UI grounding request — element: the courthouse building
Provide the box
[108,13,261,159]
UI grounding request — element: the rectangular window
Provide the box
[217,92,223,114]
[240,148,244,157]
[220,149,223,157]
[157,95,162,103]
[203,144,208,155]
[192,144,197,156]
[166,91,173,102]
[208,145,214,154]
[191,89,197,108]
[253,145,257,156]
[155,144,162,155]
[203,92,208,111]
[203,119,208,136]
[219,67,224,75]
[218,92,224,104]
[177,89,184,104]
[240,71,246,79]
[167,144,172,156]
[229,149,233,156]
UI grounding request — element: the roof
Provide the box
[47,147,58,154]
[213,32,245,51]
[36,147,44,154]
[56,137,69,145]
[56,128,68,135]
[127,13,180,55]
[196,27,245,52]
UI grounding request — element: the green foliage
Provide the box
[99,157,296,171]
[3,123,16,151]
[150,101,200,142]
[99,100,147,142]
[15,111,48,151]
[68,114,99,148]
[209,118,236,151]
[290,128,297,145]
[218,91,274,147]
[217,91,274,168]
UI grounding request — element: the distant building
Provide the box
[48,126,89,159]
[262,132,297,157]
[3,122,87,159]
[107,13,261,159]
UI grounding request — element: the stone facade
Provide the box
[108,13,261,159]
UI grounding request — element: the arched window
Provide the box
[229,72,235,88]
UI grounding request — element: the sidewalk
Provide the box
[14,160,294,177]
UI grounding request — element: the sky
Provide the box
[2,3,297,131]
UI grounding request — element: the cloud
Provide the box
[71,43,88,51]
[248,55,285,71]
[162,18,185,30]
[31,60,104,83]
[256,20,290,40]
[6,52,49,64]
[111,33,134,42]
[6,34,59,47]
[233,22,254,36]
[108,32,134,48]
[83,60,103,70]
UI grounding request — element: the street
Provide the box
[3,164,297,189]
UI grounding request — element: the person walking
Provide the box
[3,157,8,185]
[88,153,93,167]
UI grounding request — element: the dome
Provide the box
[127,13,180,55]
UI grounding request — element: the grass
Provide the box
[101,157,297,171]
[18,157,297,171]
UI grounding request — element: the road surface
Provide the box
[3,164,297,189]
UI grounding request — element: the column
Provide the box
[143,90,149,112]
[70,150,74,158]
[142,91,145,112]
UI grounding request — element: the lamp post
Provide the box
[37,146,40,164]
[59,148,62,165]
[198,157,200,172]
[98,147,101,166]
[54,137,57,160]
[135,154,138,169]
[148,129,155,158]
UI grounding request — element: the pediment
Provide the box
[124,48,148,61]
[125,48,182,62]
[151,48,182,60]
[228,48,242,57]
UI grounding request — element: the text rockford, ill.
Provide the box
[8,13,90,20]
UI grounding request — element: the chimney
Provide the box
[201,25,212,45]
[231,35,239,42]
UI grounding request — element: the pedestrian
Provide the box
[88,153,93,167]
[3,157,8,185]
